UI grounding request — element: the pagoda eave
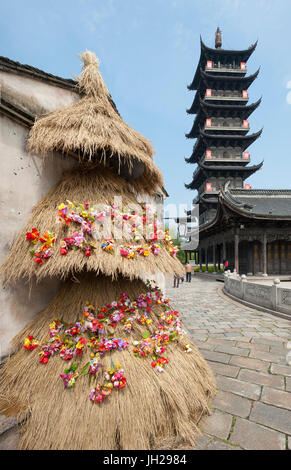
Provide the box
[199,97,262,118]
[199,68,260,91]
[200,37,258,61]
[187,38,258,91]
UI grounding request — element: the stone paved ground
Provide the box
[166,275,291,450]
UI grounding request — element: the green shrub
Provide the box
[176,250,185,264]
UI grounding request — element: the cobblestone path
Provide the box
[166,275,291,450]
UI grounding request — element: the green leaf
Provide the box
[169,332,177,342]
[71,362,78,371]
[142,331,150,339]
[80,362,90,376]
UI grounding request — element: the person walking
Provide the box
[185,262,192,282]
[173,272,180,288]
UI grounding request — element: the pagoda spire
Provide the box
[215,27,222,49]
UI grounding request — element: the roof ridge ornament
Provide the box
[215,27,222,49]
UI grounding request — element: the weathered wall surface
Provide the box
[0,76,79,358]
[0,71,78,114]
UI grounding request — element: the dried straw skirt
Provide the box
[0,273,216,450]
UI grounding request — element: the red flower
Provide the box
[118,377,127,389]
[151,361,157,368]
[26,228,40,242]
[60,247,68,256]
[40,352,50,364]
[85,249,91,257]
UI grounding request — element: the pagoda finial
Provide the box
[215,27,222,49]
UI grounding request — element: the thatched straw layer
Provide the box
[27,51,163,195]
[1,166,184,285]
[0,273,216,450]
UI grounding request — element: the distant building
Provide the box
[182,29,291,275]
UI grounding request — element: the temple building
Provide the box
[182,29,291,276]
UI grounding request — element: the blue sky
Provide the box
[1,0,291,214]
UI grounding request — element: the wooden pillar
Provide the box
[199,247,202,271]
[263,233,267,276]
[205,246,208,272]
[222,240,226,262]
[213,243,216,272]
[235,233,239,273]
[247,241,253,275]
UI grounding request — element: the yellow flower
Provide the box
[24,338,30,347]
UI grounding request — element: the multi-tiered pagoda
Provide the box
[185,28,263,226]
[180,29,291,277]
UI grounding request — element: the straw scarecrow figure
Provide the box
[0,51,215,450]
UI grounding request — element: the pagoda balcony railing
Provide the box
[204,89,248,101]
[192,153,250,178]
[202,152,250,163]
[203,124,249,133]
[205,62,247,74]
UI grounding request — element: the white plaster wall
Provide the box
[0,71,79,112]
[0,76,79,358]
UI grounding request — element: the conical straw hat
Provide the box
[27,51,163,195]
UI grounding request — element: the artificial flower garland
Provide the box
[23,286,190,403]
[26,202,179,265]
[26,229,56,264]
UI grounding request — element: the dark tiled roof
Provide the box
[0,55,121,123]
[225,188,291,217]
[0,56,77,90]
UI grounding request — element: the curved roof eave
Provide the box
[200,67,260,88]
[199,97,262,115]
[200,128,263,141]
[199,160,264,172]
[219,186,291,221]
[200,38,258,60]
